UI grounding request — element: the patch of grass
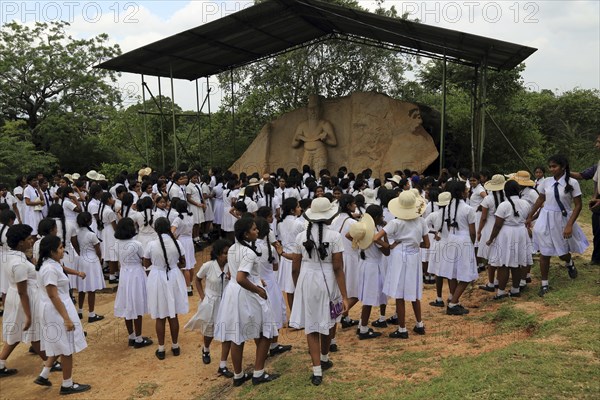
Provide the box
[129,382,159,399]
[486,303,540,334]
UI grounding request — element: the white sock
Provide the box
[187,286,192,291]
[128,333,135,340]
[234,372,244,379]
[541,280,549,287]
[436,297,443,302]
[527,273,531,278]
[497,289,506,296]
[158,345,165,352]
[193,236,200,242]
[269,343,278,350]
[486,282,495,288]
[62,378,73,388]
[378,315,386,322]
[253,369,264,378]
[320,353,329,362]
[493,279,499,286]
[398,326,407,333]
[77,308,83,313]
[520,279,527,286]
[40,366,51,379]
[0,359,6,369]
[566,260,574,267]
[202,346,210,352]
[448,302,458,308]
[219,361,227,369]
[330,338,336,345]
[510,287,520,294]
[312,365,323,377]
[360,325,369,334]
[392,313,398,318]
[109,274,116,280]
[416,321,424,328]
[89,312,96,318]
[135,336,143,343]
[172,343,179,349]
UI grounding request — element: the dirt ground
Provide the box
[0,223,594,400]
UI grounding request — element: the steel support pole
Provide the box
[170,64,178,171]
[141,74,149,166]
[158,77,165,172]
[478,57,488,170]
[230,69,236,160]
[207,76,213,167]
[471,67,478,172]
[195,79,202,166]
[440,55,447,175]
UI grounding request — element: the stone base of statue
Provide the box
[230,92,439,176]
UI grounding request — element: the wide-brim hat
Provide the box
[389,191,420,220]
[511,170,535,187]
[86,170,99,180]
[71,173,81,181]
[97,174,106,181]
[64,174,73,181]
[387,175,401,185]
[304,197,338,222]
[348,213,376,250]
[384,182,393,190]
[248,178,260,186]
[138,167,152,182]
[484,174,506,191]
[436,192,451,207]
[363,188,378,204]
[410,189,426,216]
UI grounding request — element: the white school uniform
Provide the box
[330,214,360,298]
[214,242,277,344]
[477,194,501,260]
[520,187,539,207]
[212,184,225,225]
[114,239,148,320]
[357,229,388,306]
[87,198,100,235]
[99,206,118,262]
[38,258,87,356]
[382,218,428,301]
[421,202,439,263]
[221,189,238,233]
[256,239,287,329]
[425,207,449,276]
[13,186,25,223]
[171,213,196,270]
[131,210,159,248]
[436,200,478,282]
[184,260,229,336]
[488,196,532,268]
[76,227,106,292]
[239,195,259,214]
[289,224,344,335]
[186,183,206,224]
[54,216,80,289]
[201,182,214,222]
[257,195,281,236]
[276,215,305,294]
[144,234,189,319]
[167,182,187,202]
[533,175,588,256]
[469,184,486,245]
[0,224,10,295]
[23,185,43,235]
[61,197,79,222]
[2,250,41,344]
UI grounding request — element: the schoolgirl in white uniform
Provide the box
[167,173,188,204]
[0,210,17,306]
[23,175,45,236]
[436,181,478,316]
[527,155,588,296]
[238,186,259,214]
[131,196,158,247]
[426,192,451,307]
[113,218,152,349]
[184,239,232,376]
[171,201,196,295]
[221,179,239,242]
[288,198,348,386]
[143,217,189,360]
[486,180,532,299]
[13,176,26,224]
[86,184,102,236]
[200,175,215,240]
[257,182,280,234]
[75,212,105,322]
[511,171,539,286]
[153,196,168,220]
[276,197,304,310]
[186,172,206,245]
[212,179,225,230]
[98,192,118,274]
[214,218,279,386]
[421,188,440,284]
[374,191,429,338]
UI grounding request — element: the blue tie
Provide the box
[554,182,567,217]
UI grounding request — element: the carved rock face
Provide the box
[230,92,439,176]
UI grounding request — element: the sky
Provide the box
[1,0,599,111]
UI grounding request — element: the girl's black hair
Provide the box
[365,204,384,223]
[303,221,328,260]
[233,201,248,214]
[503,180,521,217]
[77,212,99,241]
[548,154,573,193]
[175,200,192,219]
[6,224,33,250]
[280,197,298,222]
[255,216,274,263]
[154,217,183,278]
[492,190,506,209]
[210,239,232,261]
[38,218,57,237]
[428,188,440,214]
[445,180,466,232]
[534,165,545,173]
[263,182,275,209]
[234,217,261,257]
[97,192,112,231]
[36,235,62,271]
[138,196,154,226]
[256,206,273,219]
[0,210,16,246]
[121,192,134,218]
[114,217,137,240]
[338,194,356,219]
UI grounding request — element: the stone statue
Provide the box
[292,95,337,173]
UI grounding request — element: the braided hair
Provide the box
[47,204,67,247]
[548,154,573,194]
[302,221,328,260]
[338,194,356,219]
[428,188,440,214]
[279,197,298,224]
[255,217,274,263]
[234,217,261,257]
[37,218,57,237]
[121,192,134,218]
[0,210,16,246]
[36,235,61,271]
[154,217,182,278]
[97,192,112,231]
[445,181,466,232]
[263,182,275,209]
[77,212,101,242]
[492,190,506,209]
[504,180,521,217]
[175,200,192,220]
[139,196,154,227]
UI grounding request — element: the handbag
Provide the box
[317,255,343,319]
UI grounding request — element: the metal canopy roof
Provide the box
[96,0,537,80]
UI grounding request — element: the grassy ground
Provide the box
[197,259,600,400]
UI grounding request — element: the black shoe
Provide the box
[78,313,83,320]
[321,360,333,370]
[477,265,486,273]
[128,339,135,347]
[538,285,550,297]
[478,284,496,292]
[269,344,292,357]
[87,314,104,323]
[311,374,323,386]
[28,345,36,354]
[187,291,193,297]
[0,367,17,377]
[50,360,62,372]
[340,317,359,329]
[252,372,280,385]
[526,277,532,283]
[358,330,382,340]
[329,343,338,352]
[172,347,181,356]
[233,373,251,387]
[509,291,521,298]
[155,349,165,360]
[389,330,409,339]
[34,376,52,386]
[492,293,510,300]
[0,310,3,317]
[413,326,425,335]
[446,305,470,315]
[108,278,119,284]
[429,299,445,308]
[567,264,578,279]
[371,319,388,328]
[133,338,153,349]
[217,367,234,378]
[59,382,91,395]
[356,327,373,335]
[386,315,398,325]
[202,350,211,364]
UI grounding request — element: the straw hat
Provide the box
[387,175,401,185]
[64,174,73,181]
[384,182,393,190]
[86,170,99,181]
[248,178,260,186]
[97,174,106,181]
[389,191,420,220]
[348,213,376,250]
[410,189,426,216]
[436,192,451,207]
[362,188,378,204]
[511,170,535,187]
[304,197,338,222]
[484,174,506,191]
[138,167,152,182]
[71,173,81,181]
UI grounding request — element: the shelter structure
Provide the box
[97,0,537,172]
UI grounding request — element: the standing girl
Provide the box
[98,193,118,280]
[186,172,206,246]
[276,197,304,311]
[76,212,105,322]
[426,192,451,307]
[171,201,196,296]
[23,175,45,236]
[132,197,158,247]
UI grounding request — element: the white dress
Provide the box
[23,185,43,235]
[421,202,439,263]
[184,260,229,336]
[171,214,196,270]
[477,194,500,260]
[276,215,305,294]
[13,186,25,224]
[38,259,87,356]
[256,239,287,330]
[488,197,532,268]
[533,175,588,256]
[131,210,159,248]
[76,228,106,292]
[214,242,277,344]
[357,230,388,306]
[0,224,9,295]
[201,182,214,222]
[145,234,189,319]
[383,218,428,301]
[257,196,281,238]
[436,200,478,282]
[221,189,238,233]
[87,198,100,235]
[114,239,148,319]
[289,224,344,335]
[55,214,81,290]
[330,214,360,298]
[99,206,118,262]
[425,208,449,276]
[212,184,225,226]
[2,250,41,344]
[186,183,206,224]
